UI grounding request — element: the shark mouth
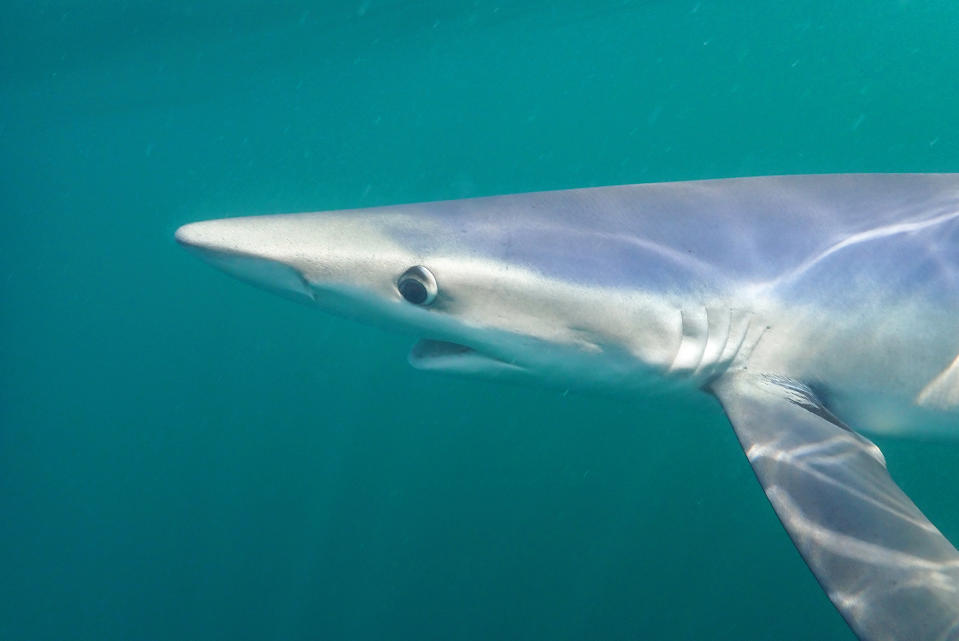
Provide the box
[408,339,525,376]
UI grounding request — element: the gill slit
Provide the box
[670,305,756,381]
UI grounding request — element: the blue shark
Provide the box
[176,174,959,641]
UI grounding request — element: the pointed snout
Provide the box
[175,217,280,256]
[175,217,316,302]
[174,210,414,312]
[174,220,223,252]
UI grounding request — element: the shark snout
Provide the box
[175,218,315,302]
[175,211,444,321]
[175,219,268,256]
[174,220,219,252]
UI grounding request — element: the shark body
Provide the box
[177,174,959,640]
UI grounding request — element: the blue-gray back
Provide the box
[384,173,959,306]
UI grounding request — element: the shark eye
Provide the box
[397,265,438,306]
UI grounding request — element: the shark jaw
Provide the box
[407,338,527,376]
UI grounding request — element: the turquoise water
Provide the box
[2,2,959,639]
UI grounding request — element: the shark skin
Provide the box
[177,174,959,641]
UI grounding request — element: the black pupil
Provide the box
[399,277,428,304]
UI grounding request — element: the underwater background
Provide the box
[2,1,959,639]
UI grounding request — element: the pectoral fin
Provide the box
[711,372,959,641]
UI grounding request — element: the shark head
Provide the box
[176,193,702,391]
